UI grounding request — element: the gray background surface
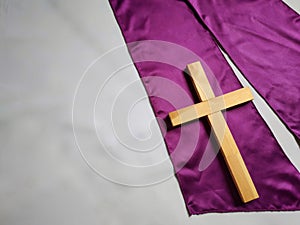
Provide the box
[0,0,299,224]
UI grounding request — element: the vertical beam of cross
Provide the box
[169,61,259,203]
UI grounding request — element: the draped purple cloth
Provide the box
[109,0,300,215]
[188,0,300,139]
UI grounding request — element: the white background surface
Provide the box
[0,0,299,224]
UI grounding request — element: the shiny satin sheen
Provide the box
[109,0,300,215]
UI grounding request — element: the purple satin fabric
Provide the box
[109,0,300,215]
[187,0,300,139]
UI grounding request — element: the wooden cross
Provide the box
[169,61,259,203]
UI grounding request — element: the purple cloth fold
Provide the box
[187,0,300,139]
[109,0,300,215]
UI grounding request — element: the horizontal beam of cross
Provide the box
[169,87,253,126]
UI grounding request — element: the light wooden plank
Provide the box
[186,61,259,203]
[169,87,253,126]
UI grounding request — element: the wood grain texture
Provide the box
[186,61,259,203]
[169,87,253,126]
